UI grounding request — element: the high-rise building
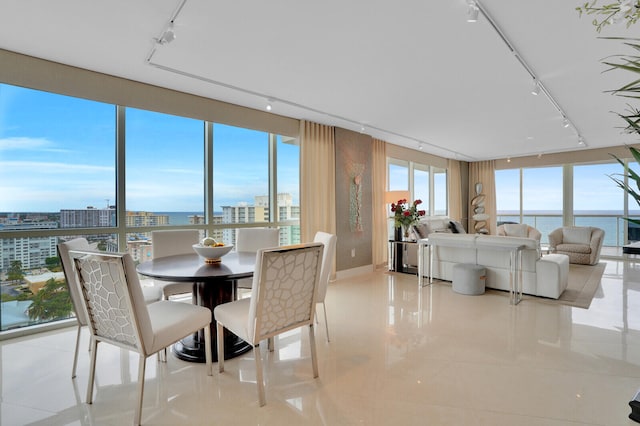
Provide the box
[0,221,58,271]
[221,194,299,246]
[60,207,115,228]
[126,211,169,227]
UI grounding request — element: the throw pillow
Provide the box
[412,223,430,239]
[449,220,466,234]
[504,223,528,238]
[563,227,591,245]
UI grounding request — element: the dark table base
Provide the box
[172,278,251,363]
[624,242,640,255]
[173,333,251,363]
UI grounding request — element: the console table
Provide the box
[388,240,418,274]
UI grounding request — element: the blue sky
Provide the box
[0,84,299,212]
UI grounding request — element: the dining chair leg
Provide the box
[72,324,82,378]
[158,347,167,363]
[308,324,319,378]
[86,338,98,404]
[204,324,213,376]
[134,355,147,426]
[254,344,266,406]
[321,302,330,343]
[217,322,225,373]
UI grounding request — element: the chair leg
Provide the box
[86,338,98,404]
[308,324,319,378]
[134,355,147,426]
[204,324,212,376]
[217,321,225,373]
[158,347,167,363]
[72,324,82,378]
[254,344,266,406]
[321,302,330,343]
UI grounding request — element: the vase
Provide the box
[402,225,411,241]
[394,226,402,241]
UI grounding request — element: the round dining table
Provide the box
[136,252,256,363]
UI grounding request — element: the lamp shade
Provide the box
[385,190,410,204]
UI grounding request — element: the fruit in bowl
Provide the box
[192,243,234,264]
[201,237,226,247]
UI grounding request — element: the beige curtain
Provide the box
[372,138,387,269]
[300,120,336,242]
[448,159,462,223]
[468,160,496,234]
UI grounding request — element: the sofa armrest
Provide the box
[548,228,563,251]
[589,227,605,265]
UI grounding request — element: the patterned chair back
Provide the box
[248,243,323,342]
[71,251,152,354]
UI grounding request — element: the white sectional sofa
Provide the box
[404,217,569,299]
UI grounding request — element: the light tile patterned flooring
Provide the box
[2,259,640,425]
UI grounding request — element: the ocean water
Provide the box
[497,211,640,246]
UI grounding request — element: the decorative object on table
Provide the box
[471,182,489,234]
[192,242,233,264]
[390,198,426,240]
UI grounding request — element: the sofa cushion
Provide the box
[503,223,528,237]
[556,243,591,254]
[562,227,591,245]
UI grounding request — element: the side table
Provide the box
[388,239,418,274]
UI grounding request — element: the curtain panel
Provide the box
[300,120,336,243]
[372,138,388,269]
[448,159,462,226]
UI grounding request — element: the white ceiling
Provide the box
[1,0,637,161]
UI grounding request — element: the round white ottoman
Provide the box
[452,263,486,295]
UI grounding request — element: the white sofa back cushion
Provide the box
[503,223,528,237]
[562,227,591,245]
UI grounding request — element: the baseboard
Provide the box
[336,264,374,280]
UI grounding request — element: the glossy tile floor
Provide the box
[2,260,640,425]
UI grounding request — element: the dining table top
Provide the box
[136,252,256,283]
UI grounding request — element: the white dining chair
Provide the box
[214,243,323,406]
[57,238,162,378]
[234,227,280,297]
[69,250,212,426]
[313,231,337,342]
[151,229,200,300]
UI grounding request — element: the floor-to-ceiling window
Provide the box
[0,83,300,334]
[574,162,627,247]
[496,161,632,251]
[387,158,448,217]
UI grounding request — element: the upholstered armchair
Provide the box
[496,223,542,241]
[548,226,605,265]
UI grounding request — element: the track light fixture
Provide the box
[157,22,176,45]
[467,1,479,22]
[531,80,540,96]
[578,136,586,146]
[563,118,570,128]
